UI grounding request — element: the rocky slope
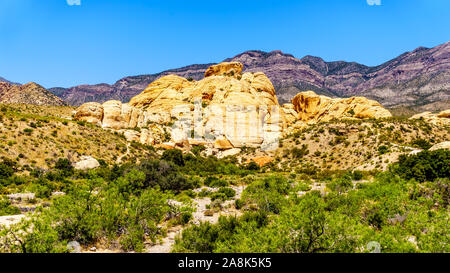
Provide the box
[52,42,450,111]
[0,82,67,106]
[410,109,450,126]
[0,104,154,169]
[74,62,394,154]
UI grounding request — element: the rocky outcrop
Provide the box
[73,102,104,125]
[290,91,392,123]
[247,156,273,167]
[437,110,450,119]
[410,110,450,126]
[281,103,298,124]
[430,141,450,151]
[74,63,393,152]
[54,42,450,112]
[74,156,100,170]
[204,62,243,78]
[75,62,284,151]
[0,82,67,106]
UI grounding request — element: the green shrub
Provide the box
[161,149,184,166]
[218,187,236,199]
[378,145,389,155]
[0,198,21,216]
[139,160,193,193]
[0,163,14,179]
[291,144,309,159]
[410,139,432,150]
[55,158,73,173]
[204,176,228,188]
[246,161,260,171]
[390,150,450,182]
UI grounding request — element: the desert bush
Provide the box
[390,150,450,182]
[161,149,184,166]
[138,160,193,193]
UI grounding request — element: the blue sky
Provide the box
[0,0,449,88]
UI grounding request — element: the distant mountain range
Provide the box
[0,77,19,85]
[2,42,449,112]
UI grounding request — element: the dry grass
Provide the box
[0,104,155,170]
[266,118,449,172]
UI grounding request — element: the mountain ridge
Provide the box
[39,41,450,111]
[0,82,67,106]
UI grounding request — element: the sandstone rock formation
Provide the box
[204,62,243,78]
[290,91,392,123]
[73,102,104,125]
[74,63,393,152]
[75,62,283,151]
[410,110,450,126]
[247,156,274,167]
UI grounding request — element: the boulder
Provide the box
[156,142,176,150]
[101,100,126,129]
[122,129,141,143]
[430,141,450,151]
[74,156,100,170]
[74,102,104,125]
[217,148,241,159]
[214,137,234,150]
[0,215,26,227]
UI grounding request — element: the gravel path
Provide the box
[145,184,245,253]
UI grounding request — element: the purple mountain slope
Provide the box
[49,42,450,111]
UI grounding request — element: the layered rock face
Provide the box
[290,91,392,123]
[75,62,284,151]
[75,63,394,152]
[410,110,450,126]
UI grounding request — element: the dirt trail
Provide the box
[145,184,245,253]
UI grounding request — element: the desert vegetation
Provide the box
[0,144,448,253]
[0,104,448,253]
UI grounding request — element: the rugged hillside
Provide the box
[49,64,213,106]
[0,82,67,106]
[51,42,450,111]
[0,104,155,169]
